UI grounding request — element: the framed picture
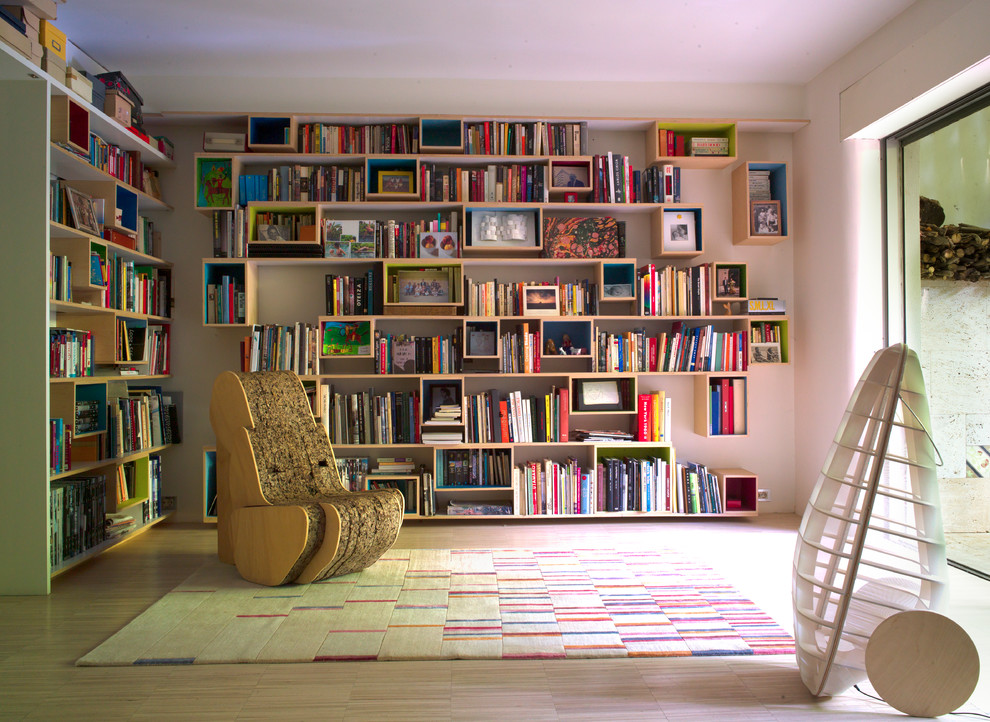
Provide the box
[65,186,101,236]
[750,200,781,236]
[321,321,371,356]
[378,170,414,194]
[715,266,743,298]
[750,341,782,364]
[427,383,461,417]
[324,241,351,258]
[521,285,560,316]
[257,224,291,241]
[603,283,633,298]
[662,210,697,252]
[574,379,623,411]
[419,231,458,258]
[397,269,450,303]
[552,165,589,188]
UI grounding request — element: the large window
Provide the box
[884,86,990,577]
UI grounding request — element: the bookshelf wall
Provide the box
[187,112,797,522]
[0,43,176,594]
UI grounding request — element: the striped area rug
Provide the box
[77,548,794,666]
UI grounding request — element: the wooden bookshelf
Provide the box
[191,111,797,523]
[0,41,176,594]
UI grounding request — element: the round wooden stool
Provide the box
[865,610,980,717]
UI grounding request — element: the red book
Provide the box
[721,378,733,435]
[557,387,569,442]
[637,394,651,442]
[499,400,511,442]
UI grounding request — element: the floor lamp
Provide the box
[792,344,979,717]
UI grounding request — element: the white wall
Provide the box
[793,0,990,511]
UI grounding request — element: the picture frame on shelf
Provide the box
[324,241,351,258]
[321,320,372,356]
[427,383,461,418]
[662,210,697,252]
[750,200,781,236]
[65,187,101,236]
[575,379,623,412]
[257,224,291,242]
[750,341,782,364]
[467,330,496,356]
[419,231,458,258]
[716,267,743,298]
[552,165,589,188]
[521,285,560,316]
[397,269,450,304]
[378,170,414,194]
[603,283,633,298]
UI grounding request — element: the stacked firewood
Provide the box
[921,223,990,281]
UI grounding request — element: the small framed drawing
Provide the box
[750,341,782,364]
[662,210,697,252]
[521,285,560,316]
[65,186,101,236]
[574,379,623,411]
[378,170,414,194]
[396,269,450,304]
[750,200,781,236]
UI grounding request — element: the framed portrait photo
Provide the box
[750,341,782,364]
[574,379,623,412]
[65,186,101,236]
[396,269,450,304]
[750,199,781,236]
[377,170,414,194]
[662,210,697,252]
[521,285,560,316]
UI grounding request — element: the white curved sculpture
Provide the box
[793,343,947,696]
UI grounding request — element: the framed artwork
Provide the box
[378,170,414,194]
[419,231,458,258]
[750,341,782,364]
[750,200,781,236]
[65,187,101,236]
[603,283,633,298]
[662,210,697,252]
[397,269,450,303]
[427,383,461,416]
[521,285,560,316]
[257,224,291,241]
[552,165,589,188]
[715,266,743,298]
[195,157,233,207]
[321,321,372,355]
[574,379,623,411]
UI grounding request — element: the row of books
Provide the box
[641,164,682,204]
[107,387,172,457]
[516,457,592,515]
[434,448,512,488]
[319,386,420,446]
[374,330,463,375]
[50,475,106,568]
[466,387,570,444]
[50,328,94,378]
[597,457,723,513]
[104,257,171,318]
[114,454,164,516]
[50,417,71,474]
[596,324,748,373]
[366,477,417,513]
[420,163,549,203]
[325,271,377,316]
[50,253,72,302]
[334,457,369,493]
[708,378,746,436]
[499,326,541,374]
[637,391,671,443]
[75,400,101,434]
[463,120,588,156]
[205,274,246,324]
[658,130,730,158]
[299,122,418,155]
[463,278,600,317]
[239,323,319,375]
[751,320,783,343]
[88,132,152,192]
[141,326,170,376]
[638,262,724,317]
[238,165,366,204]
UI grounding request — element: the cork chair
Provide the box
[209,370,403,585]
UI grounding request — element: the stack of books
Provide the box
[372,457,415,474]
[690,137,730,157]
[748,169,772,200]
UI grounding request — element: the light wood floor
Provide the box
[1,515,987,721]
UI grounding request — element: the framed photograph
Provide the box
[65,186,101,236]
[715,266,743,298]
[552,165,589,188]
[397,269,450,304]
[324,241,351,258]
[427,383,461,417]
[257,224,291,241]
[603,283,633,299]
[377,170,414,194]
[521,285,560,316]
[750,200,781,236]
[574,379,623,411]
[419,231,458,258]
[467,330,496,356]
[662,210,697,252]
[750,341,782,364]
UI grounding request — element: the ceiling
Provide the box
[55,0,917,88]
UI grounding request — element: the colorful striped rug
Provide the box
[77,548,794,665]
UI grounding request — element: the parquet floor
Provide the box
[0,515,986,720]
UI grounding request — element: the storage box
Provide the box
[95,70,143,108]
[104,89,133,127]
[41,47,65,75]
[39,19,65,60]
[65,67,93,102]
